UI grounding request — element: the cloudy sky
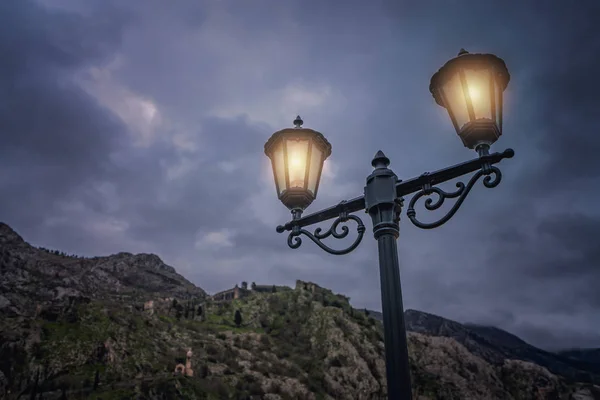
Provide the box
[2,0,599,350]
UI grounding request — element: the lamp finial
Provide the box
[293,115,303,128]
[372,150,390,169]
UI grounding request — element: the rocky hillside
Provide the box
[405,309,600,384]
[1,223,600,399]
[0,222,205,319]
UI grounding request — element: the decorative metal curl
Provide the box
[406,166,502,229]
[286,214,366,255]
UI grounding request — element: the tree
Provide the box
[196,305,203,317]
[93,369,100,390]
[271,285,276,293]
[30,368,40,400]
[234,310,242,327]
[175,303,184,320]
[199,364,209,378]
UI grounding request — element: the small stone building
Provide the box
[143,300,154,315]
[295,280,318,293]
[174,349,194,377]
[251,282,275,293]
[212,284,242,301]
[211,282,277,301]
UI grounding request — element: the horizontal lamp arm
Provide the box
[276,196,366,232]
[395,148,514,197]
[275,148,514,232]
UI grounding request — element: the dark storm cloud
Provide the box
[2,0,600,350]
[0,0,130,228]
[469,2,600,349]
[117,116,270,239]
[371,0,600,350]
[514,2,600,188]
[499,213,600,281]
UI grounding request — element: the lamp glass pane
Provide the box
[307,144,323,195]
[442,72,470,130]
[464,68,493,120]
[285,139,309,189]
[272,142,286,195]
[495,77,503,128]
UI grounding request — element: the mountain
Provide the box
[1,222,600,399]
[0,222,205,318]
[366,308,600,385]
[406,309,600,383]
[558,349,600,373]
[559,349,600,365]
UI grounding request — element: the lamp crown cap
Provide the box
[458,48,469,56]
[372,150,390,168]
[293,115,303,128]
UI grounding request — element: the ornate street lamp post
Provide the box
[264,50,513,400]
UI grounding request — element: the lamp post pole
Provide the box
[265,50,513,399]
[365,151,412,399]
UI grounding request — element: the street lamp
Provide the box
[264,115,332,218]
[264,49,514,400]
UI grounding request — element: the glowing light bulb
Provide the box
[288,155,305,187]
[468,86,480,102]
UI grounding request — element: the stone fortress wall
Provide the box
[209,279,347,303]
[210,281,280,302]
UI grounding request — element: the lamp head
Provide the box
[264,116,332,210]
[430,49,510,149]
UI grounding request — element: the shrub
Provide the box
[234,310,242,327]
[270,382,283,394]
[259,335,270,347]
[205,344,219,355]
[331,300,343,309]
[329,357,342,367]
[258,314,269,328]
[235,374,265,396]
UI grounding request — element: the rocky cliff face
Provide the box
[1,223,599,399]
[403,309,600,384]
[0,222,205,319]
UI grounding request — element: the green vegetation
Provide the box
[9,281,389,399]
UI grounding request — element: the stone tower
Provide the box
[185,348,194,377]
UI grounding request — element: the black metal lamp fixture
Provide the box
[264,50,514,400]
[430,48,510,151]
[264,115,332,217]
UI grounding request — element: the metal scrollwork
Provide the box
[406,166,502,229]
[286,213,366,255]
